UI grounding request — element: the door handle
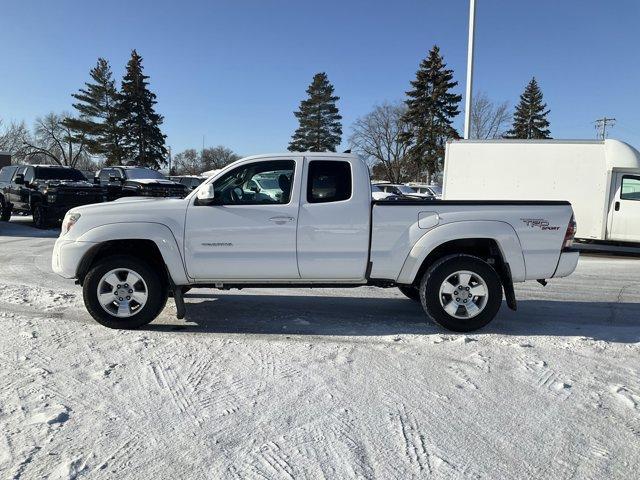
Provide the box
[615,201,620,211]
[269,216,295,224]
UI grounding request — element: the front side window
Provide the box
[621,175,640,201]
[24,167,36,184]
[212,160,295,205]
[307,161,352,203]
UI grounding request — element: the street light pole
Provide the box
[463,0,476,140]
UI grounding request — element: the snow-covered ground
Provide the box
[1,217,639,479]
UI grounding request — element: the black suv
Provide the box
[0,164,106,228]
[95,166,188,201]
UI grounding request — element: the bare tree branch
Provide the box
[470,92,511,139]
[349,102,412,183]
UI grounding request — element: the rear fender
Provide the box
[396,221,526,284]
[76,222,189,285]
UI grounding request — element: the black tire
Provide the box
[32,204,48,229]
[83,255,168,329]
[0,196,11,221]
[398,285,421,301]
[419,254,502,332]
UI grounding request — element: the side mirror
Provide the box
[196,183,218,205]
[14,174,24,185]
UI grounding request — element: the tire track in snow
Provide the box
[393,403,458,477]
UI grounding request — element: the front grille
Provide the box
[142,187,186,198]
[55,190,104,204]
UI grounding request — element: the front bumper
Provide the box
[552,249,580,278]
[52,237,96,279]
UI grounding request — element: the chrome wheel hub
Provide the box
[97,268,148,318]
[438,270,488,319]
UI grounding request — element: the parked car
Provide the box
[375,183,429,199]
[53,152,578,332]
[407,183,441,199]
[443,139,640,245]
[371,184,400,200]
[0,164,106,228]
[95,166,188,200]
[169,175,207,192]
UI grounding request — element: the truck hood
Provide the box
[71,196,187,215]
[36,180,99,190]
[65,197,190,242]
[126,178,182,186]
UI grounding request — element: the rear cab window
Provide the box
[306,161,352,203]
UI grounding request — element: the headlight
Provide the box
[61,212,81,236]
[47,193,57,202]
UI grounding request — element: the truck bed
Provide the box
[369,200,574,283]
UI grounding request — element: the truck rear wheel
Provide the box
[83,255,167,329]
[398,285,420,301]
[419,254,502,332]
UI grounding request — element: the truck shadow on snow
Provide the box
[147,294,640,343]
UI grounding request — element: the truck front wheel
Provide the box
[0,197,11,221]
[419,254,502,332]
[32,204,48,229]
[83,255,167,329]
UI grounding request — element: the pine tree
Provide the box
[402,46,461,182]
[505,77,551,139]
[119,50,167,168]
[64,58,125,165]
[288,72,342,152]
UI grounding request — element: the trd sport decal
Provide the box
[520,218,561,231]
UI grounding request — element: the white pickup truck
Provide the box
[52,153,579,332]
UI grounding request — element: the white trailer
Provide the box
[443,139,640,245]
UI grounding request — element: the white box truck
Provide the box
[443,139,640,245]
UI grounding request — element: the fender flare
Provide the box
[396,220,526,284]
[76,222,189,285]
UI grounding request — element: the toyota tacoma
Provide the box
[52,153,579,332]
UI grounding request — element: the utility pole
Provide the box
[463,0,477,140]
[594,117,616,140]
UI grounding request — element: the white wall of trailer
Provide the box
[442,139,640,243]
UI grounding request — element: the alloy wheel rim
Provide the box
[438,270,489,319]
[97,268,148,318]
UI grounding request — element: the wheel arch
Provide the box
[74,223,189,286]
[396,221,526,286]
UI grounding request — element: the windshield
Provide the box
[396,185,415,194]
[125,168,166,180]
[36,168,86,181]
[255,177,280,190]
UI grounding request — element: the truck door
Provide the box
[10,166,31,212]
[184,158,300,280]
[609,173,640,242]
[296,159,370,280]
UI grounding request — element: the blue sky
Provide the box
[1,0,638,156]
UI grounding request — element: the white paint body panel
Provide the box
[443,139,640,243]
[184,156,302,280]
[296,157,371,279]
[52,152,576,289]
[370,203,573,282]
